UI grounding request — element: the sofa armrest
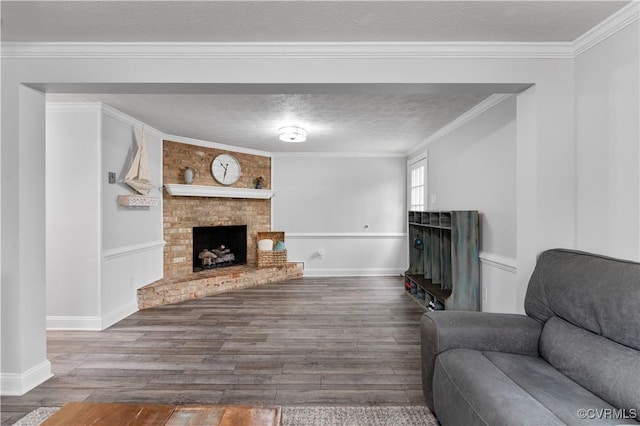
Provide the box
[421,311,542,411]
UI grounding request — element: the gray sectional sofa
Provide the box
[421,248,640,425]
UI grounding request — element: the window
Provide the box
[409,157,427,211]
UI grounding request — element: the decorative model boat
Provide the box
[118,127,159,206]
[124,127,155,195]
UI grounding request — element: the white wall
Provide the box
[44,103,163,331]
[575,20,640,261]
[272,155,407,276]
[426,95,519,313]
[101,109,163,251]
[515,86,540,313]
[1,85,52,394]
[0,24,611,392]
[46,104,102,323]
[100,107,164,327]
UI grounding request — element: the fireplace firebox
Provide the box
[193,225,247,272]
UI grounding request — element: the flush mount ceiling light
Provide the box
[279,126,307,143]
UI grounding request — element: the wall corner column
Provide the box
[1,84,51,395]
[515,86,538,313]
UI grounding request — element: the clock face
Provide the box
[211,154,241,185]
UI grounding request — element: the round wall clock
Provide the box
[211,154,241,185]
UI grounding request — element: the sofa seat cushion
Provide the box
[433,349,637,425]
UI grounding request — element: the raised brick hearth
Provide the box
[137,140,301,309]
[138,263,303,309]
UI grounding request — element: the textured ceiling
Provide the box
[1,1,628,43]
[6,1,630,153]
[48,92,492,153]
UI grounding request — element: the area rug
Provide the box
[13,405,438,426]
[281,406,437,426]
[12,407,60,426]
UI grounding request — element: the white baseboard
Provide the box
[46,315,102,331]
[302,268,404,277]
[47,302,138,331]
[1,360,52,396]
[101,302,138,330]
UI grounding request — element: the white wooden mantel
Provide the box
[164,184,275,199]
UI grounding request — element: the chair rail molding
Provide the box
[479,251,517,274]
[102,240,166,260]
[301,267,405,277]
[286,232,406,239]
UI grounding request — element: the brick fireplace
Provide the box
[137,140,303,309]
[162,140,272,279]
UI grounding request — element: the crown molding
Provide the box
[105,104,270,156]
[0,41,574,60]
[271,152,406,158]
[573,2,640,57]
[100,103,165,138]
[2,4,637,61]
[45,101,272,157]
[407,93,514,156]
[46,102,102,113]
[407,153,428,166]
[164,134,272,158]
[45,101,162,140]
[46,101,164,139]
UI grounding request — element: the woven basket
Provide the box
[257,231,287,268]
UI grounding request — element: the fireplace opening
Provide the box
[193,225,247,272]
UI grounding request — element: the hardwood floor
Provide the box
[1,277,427,425]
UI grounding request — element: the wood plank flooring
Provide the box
[1,277,427,425]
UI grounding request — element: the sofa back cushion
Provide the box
[525,249,640,350]
[540,317,640,413]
